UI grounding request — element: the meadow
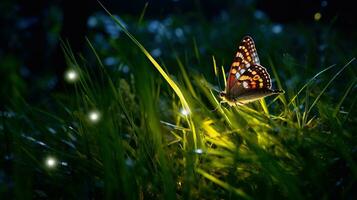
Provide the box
[0,2,356,199]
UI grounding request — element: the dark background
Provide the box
[0,0,356,106]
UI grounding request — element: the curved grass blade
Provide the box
[288,63,336,106]
[98,1,191,113]
[307,57,355,114]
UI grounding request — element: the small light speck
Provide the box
[254,10,265,20]
[314,12,322,21]
[125,158,134,167]
[272,24,283,34]
[65,69,78,82]
[151,48,162,57]
[46,156,57,168]
[88,110,101,123]
[87,16,98,28]
[321,1,328,7]
[180,108,190,116]
[194,149,203,154]
[121,65,129,74]
[175,28,184,38]
[104,57,118,66]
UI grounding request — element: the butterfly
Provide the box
[219,36,284,106]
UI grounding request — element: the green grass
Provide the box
[1,4,356,200]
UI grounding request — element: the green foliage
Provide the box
[1,3,356,200]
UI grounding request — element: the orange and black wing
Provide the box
[227,64,272,98]
[235,36,260,65]
[226,36,261,93]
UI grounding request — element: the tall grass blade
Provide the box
[98,1,191,112]
[307,57,355,114]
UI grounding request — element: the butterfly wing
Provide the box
[226,56,250,92]
[236,36,260,65]
[228,65,284,104]
[221,36,283,105]
[226,36,260,93]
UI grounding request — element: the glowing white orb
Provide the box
[46,157,57,168]
[65,69,78,82]
[88,111,100,123]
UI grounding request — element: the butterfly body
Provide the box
[220,36,284,106]
[220,88,283,106]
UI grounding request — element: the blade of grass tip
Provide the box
[137,2,149,26]
[98,1,190,112]
[196,168,252,200]
[307,57,355,115]
[86,36,123,98]
[85,37,109,87]
[288,63,336,106]
[213,56,224,92]
[193,37,200,64]
[333,78,356,117]
[221,65,227,87]
[85,37,104,68]
[212,55,218,77]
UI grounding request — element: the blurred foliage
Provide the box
[0,0,356,199]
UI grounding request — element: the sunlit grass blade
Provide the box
[221,65,227,87]
[212,55,218,77]
[259,98,269,115]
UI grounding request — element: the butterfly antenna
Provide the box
[273,89,285,94]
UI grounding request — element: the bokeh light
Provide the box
[88,110,101,123]
[180,108,190,116]
[45,156,57,168]
[314,12,322,21]
[65,69,78,82]
[194,149,203,154]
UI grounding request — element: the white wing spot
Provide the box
[236,52,244,58]
[243,81,249,88]
[240,69,246,74]
[235,73,241,79]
